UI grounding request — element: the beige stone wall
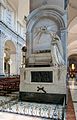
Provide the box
[30,0,64,12]
[68,6,77,25]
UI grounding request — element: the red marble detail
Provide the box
[0,76,20,92]
[66,88,76,120]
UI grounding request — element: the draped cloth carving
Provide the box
[33,25,65,66]
[51,34,65,66]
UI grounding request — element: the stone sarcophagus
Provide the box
[19,5,67,105]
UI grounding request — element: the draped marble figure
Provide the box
[50,33,65,66]
[33,25,65,66]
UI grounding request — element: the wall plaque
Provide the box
[31,71,53,82]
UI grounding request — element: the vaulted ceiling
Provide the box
[68,0,77,58]
[7,0,18,10]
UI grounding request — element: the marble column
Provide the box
[10,54,16,75]
[16,42,22,75]
[0,50,5,75]
[0,31,6,75]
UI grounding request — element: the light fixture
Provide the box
[71,63,75,70]
[8,59,12,64]
[4,53,6,57]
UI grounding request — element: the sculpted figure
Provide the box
[50,33,65,66]
[33,25,65,66]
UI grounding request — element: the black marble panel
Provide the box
[31,71,53,82]
[19,92,66,105]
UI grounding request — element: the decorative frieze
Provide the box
[0,31,7,39]
[0,0,6,8]
[42,0,48,5]
[0,21,25,46]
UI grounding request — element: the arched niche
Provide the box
[68,54,77,78]
[4,40,16,76]
[26,5,66,57]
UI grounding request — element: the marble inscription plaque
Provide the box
[31,71,53,82]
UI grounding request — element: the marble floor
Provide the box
[0,112,48,120]
[68,78,77,120]
[0,92,65,120]
[1,79,77,120]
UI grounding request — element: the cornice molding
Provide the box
[0,21,25,41]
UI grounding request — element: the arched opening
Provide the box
[4,40,16,76]
[68,54,77,79]
[68,17,77,56]
[68,17,77,79]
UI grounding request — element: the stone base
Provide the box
[19,92,66,105]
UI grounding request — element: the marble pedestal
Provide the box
[19,66,66,104]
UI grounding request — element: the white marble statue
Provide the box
[33,25,65,66]
[50,33,65,66]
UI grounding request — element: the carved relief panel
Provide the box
[32,17,58,52]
